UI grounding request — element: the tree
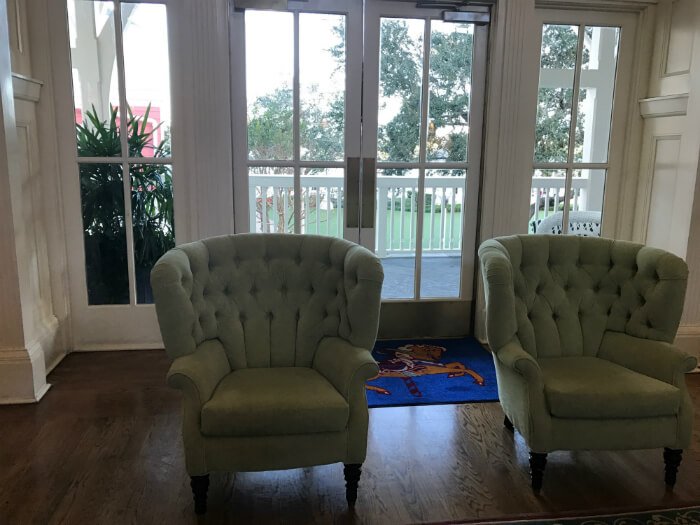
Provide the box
[376,20,473,170]
[534,25,590,163]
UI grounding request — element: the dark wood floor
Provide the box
[1,351,699,525]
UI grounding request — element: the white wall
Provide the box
[635,0,700,357]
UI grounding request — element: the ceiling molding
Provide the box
[639,94,689,119]
[12,73,42,103]
[535,0,656,12]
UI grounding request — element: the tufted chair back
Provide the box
[151,234,384,368]
[480,235,688,357]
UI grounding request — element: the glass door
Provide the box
[64,0,177,349]
[362,1,488,304]
[231,1,489,336]
[231,0,363,243]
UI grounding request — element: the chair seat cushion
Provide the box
[201,367,349,437]
[538,357,680,419]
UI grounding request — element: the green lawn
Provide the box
[273,208,463,250]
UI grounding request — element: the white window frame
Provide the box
[530,9,638,238]
[50,0,179,350]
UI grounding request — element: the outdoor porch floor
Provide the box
[379,255,461,299]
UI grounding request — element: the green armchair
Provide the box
[151,234,382,514]
[479,235,697,492]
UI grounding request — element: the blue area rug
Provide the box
[366,337,499,408]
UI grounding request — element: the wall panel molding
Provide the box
[639,93,688,118]
[11,73,41,102]
[644,135,682,250]
[662,0,693,77]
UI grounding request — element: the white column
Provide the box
[475,0,539,341]
[169,0,234,241]
[479,0,539,239]
[0,0,50,404]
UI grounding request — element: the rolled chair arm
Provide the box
[478,240,519,351]
[313,337,379,400]
[599,331,698,387]
[166,339,231,407]
[151,247,200,359]
[496,340,543,387]
[342,246,384,350]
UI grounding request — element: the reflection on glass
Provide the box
[529,169,567,234]
[375,169,418,299]
[534,87,574,163]
[79,163,129,304]
[249,167,295,233]
[566,169,606,236]
[540,24,579,69]
[299,13,346,162]
[130,164,175,303]
[246,11,294,161]
[70,0,121,156]
[427,22,473,162]
[534,24,579,163]
[576,27,620,163]
[378,18,424,163]
[122,3,171,158]
[300,168,344,238]
[420,170,465,298]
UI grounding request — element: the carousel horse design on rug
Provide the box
[366,343,485,397]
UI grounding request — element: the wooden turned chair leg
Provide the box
[664,448,683,487]
[529,452,547,494]
[504,415,514,432]
[190,474,210,515]
[344,463,362,506]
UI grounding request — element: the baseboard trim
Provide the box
[0,383,51,405]
[0,345,49,403]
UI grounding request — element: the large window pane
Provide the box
[530,169,567,234]
[378,18,424,163]
[130,163,175,303]
[420,169,465,298]
[121,3,172,158]
[246,11,294,161]
[249,167,295,233]
[300,168,344,238]
[426,22,473,162]
[534,25,578,163]
[70,0,121,156]
[376,169,418,299]
[79,163,129,304]
[576,27,620,163]
[299,14,346,162]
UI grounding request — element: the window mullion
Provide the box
[413,17,432,300]
[113,0,137,305]
[293,11,301,234]
[562,25,585,235]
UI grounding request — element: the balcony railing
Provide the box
[249,173,601,254]
[249,173,466,257]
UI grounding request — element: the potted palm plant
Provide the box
[77,104,174,304]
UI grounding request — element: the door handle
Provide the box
[346,157,360,228]
[361,157,376,228]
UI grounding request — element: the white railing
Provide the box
[249,174,344,237]
[248,173,600,254]
[530,176,596,226]
[249,173,466,257]
[375,174,465,257]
